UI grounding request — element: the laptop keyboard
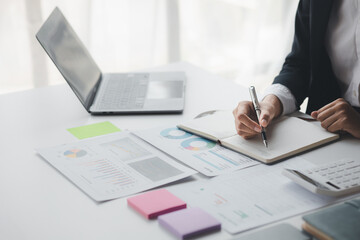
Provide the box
[98,74,149,109]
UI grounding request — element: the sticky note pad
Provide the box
[67,121,121,139]
[158,208,221,239]
[127,189,186,219]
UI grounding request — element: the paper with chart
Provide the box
[36,131,196,201]
[134,126,259,177]
[169,157,341,234]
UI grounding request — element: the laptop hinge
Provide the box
[86,73,103,111]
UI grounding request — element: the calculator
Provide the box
[282,158,360,197]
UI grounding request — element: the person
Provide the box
[233,0,360,139]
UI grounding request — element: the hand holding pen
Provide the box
[232,88,283,144]
[249,86,268,148]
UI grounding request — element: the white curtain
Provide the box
[0,0,298,94]
[179,0,298,91]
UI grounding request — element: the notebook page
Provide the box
[221,117,339,163]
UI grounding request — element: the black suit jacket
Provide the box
[273,0,341,114]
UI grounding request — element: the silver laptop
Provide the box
[36,7,186,114]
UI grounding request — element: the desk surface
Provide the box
[1,62,359,240]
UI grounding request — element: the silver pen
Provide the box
[249,86,268,148]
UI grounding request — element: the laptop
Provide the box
[36,7,186,114]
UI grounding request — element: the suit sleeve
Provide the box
[273,0,311,108]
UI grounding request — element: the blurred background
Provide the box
[0,0,298,95]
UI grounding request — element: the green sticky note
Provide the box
[67,121,121,139]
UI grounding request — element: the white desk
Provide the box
[1,62,359,240]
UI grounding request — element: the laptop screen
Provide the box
[36,7,101,109]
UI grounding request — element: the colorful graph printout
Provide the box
[36,131,195,201]
[169,158,339,234]
[181,137,216,151]
[160,128,192,139]
[135,126,259,177]
[63,149,87,158]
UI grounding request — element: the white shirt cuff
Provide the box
[261,84,298,115]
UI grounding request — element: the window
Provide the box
[0,0,298,94]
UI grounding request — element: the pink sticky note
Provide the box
[127,189,186,219]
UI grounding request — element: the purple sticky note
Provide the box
[158,207,221,239]
[127,189,186,219]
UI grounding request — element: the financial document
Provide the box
[135,126,259,177]
[169,158,340,234]
[36,131,196,201]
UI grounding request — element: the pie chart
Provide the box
[63,149,87,158]
[181,137,216,151]
[160,127,192,139]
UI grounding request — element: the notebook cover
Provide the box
[302,199,360,240]
[127,189,186,219]
[158,207,221,239]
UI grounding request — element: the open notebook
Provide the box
[177,111,339,164]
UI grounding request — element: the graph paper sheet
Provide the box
[36,131,195,201]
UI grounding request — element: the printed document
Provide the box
[36,131,196,201]
[135,126,259,177]
[169,157,341,234]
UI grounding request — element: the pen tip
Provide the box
[264,141,268,148]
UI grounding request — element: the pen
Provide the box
[249,86,268,148]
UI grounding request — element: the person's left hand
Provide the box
[311,98,360,138]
